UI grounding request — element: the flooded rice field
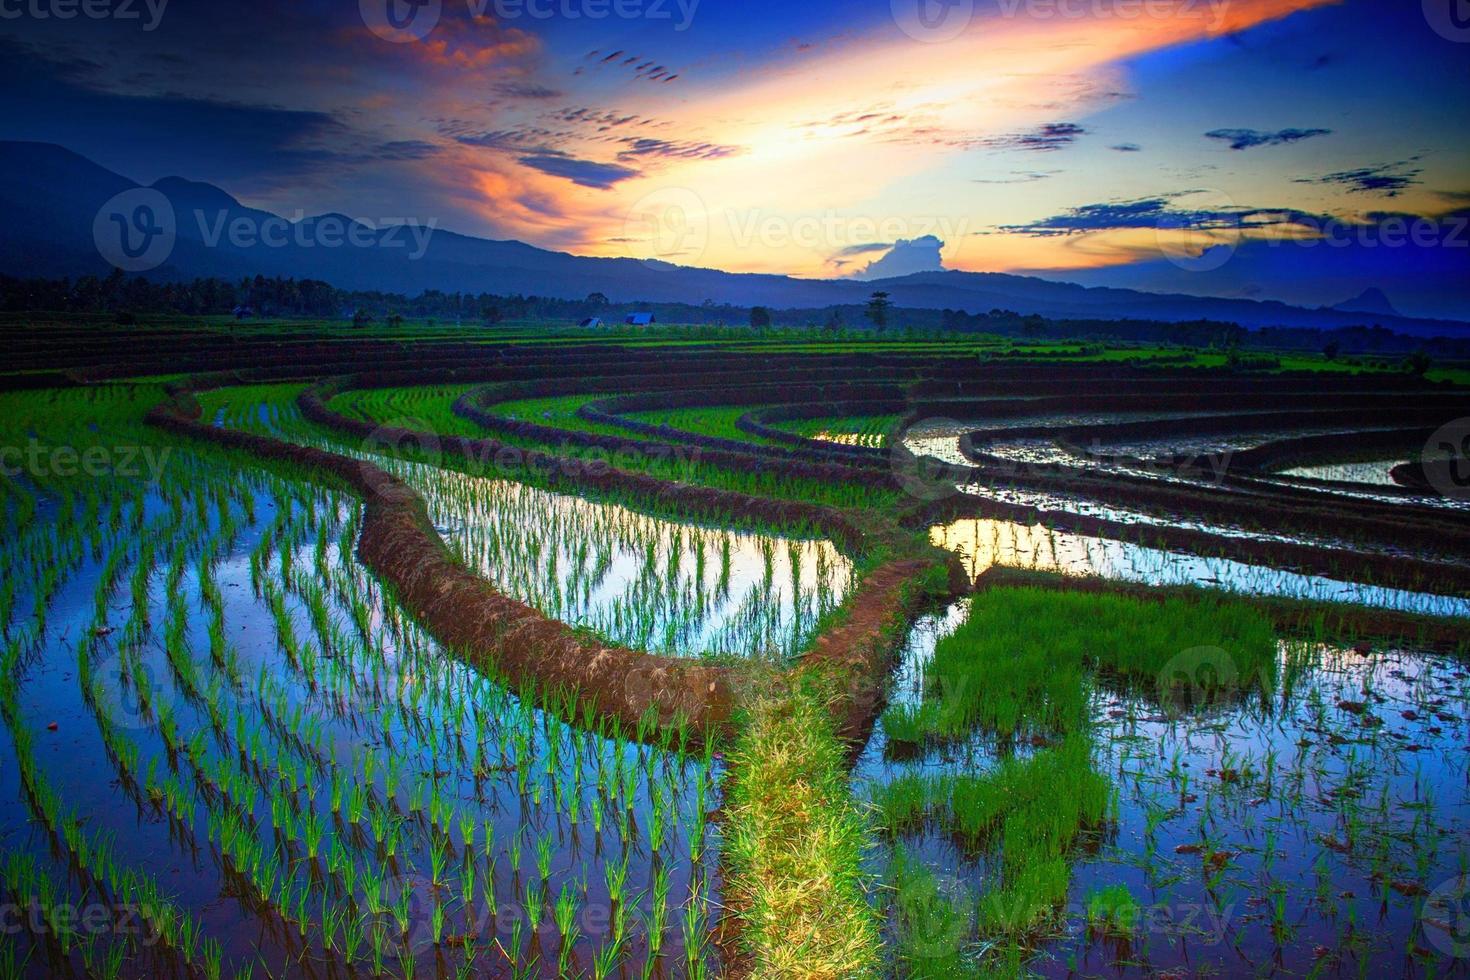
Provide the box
[931,518,1470,619]
[855,596,1470,976]
[203,386,853,662]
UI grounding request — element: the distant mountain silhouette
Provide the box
[1330,287,1401,319]
[1,141,1465,336]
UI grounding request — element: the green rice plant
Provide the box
[1084,883,1140,937]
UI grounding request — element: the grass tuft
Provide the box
[724,689,881,979]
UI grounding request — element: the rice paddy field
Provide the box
[1,318,1467,978]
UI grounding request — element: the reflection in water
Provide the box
[856,598,1470,975]
[1281,459,1403,485]
[932,518,1470,618]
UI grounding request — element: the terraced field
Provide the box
[1,320,1467,978]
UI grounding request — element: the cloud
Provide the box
[973,170,1059,184]
[614,138,742,162]
[516,154,640,189]
[972,123,1087,152]
[0,37,348,188]
[1205,127,1332,150]
[580,50,682,83]
[1111,143,1142,152]
[847,235,945,280]
[492,81,562,100]
[1296,160,1423,196]
[997,196,1321,237]
[835,242,891,258]
[375,140,440,161]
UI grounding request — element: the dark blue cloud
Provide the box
[975,123,1087,153]
[614,138,740,162]
[516,154,640,188]
[1205,127,1332,150]
[998,197,1324,237]
[1296,160,1423,196]
[0,37,347,188]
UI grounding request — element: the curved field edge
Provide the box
[152,374,964,976]
[149,378,736,739]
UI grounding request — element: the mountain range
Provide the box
[2,141,1465,337]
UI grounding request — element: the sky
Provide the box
[2,0,1468,316]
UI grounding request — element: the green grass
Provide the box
[627,404,786,446]
[329,384,901,510]
[328,384,483,437]
[883,587,1279,745]
[778,415,900,449]
[871,586,1279,968]
[723,688,882,978]
[1084,883,1141,936]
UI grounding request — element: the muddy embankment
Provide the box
[302,376,964,747]
[150,379,740,741]
[450,385,895,488]
[736,401,904,463]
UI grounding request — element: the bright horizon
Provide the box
[2,0,1468,315]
